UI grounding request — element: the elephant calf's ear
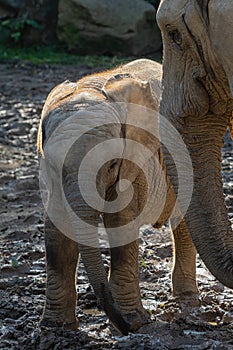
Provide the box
[37,81,77,156]
[102,73,155,107]
[103,75,161,193]
[102,74,138,103]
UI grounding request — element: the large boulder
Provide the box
[0,0,23,10]
[18,0,59,45]
[0,0,58,44]
[57,0,162,56]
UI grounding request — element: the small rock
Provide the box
[222,312,233,324]
[6,193,19,201]
[212,282,224,293]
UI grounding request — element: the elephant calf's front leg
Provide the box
[104,210,150,331]
[41,216,79,330]
[109,242,150,330]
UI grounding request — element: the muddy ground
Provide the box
[0,60,233,350]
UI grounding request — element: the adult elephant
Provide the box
[156,1,233,288]
[37,59,197,335]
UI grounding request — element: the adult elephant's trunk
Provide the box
[162,117,233,289]
[63,173,130,335]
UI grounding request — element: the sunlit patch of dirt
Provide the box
[0,61,233,349]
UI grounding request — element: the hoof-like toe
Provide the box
[40,317,79,331]
[124,309,151,332]
[174,292,200,307]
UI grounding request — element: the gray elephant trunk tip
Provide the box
[100,283,131,335]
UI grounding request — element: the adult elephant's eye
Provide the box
[167,27,182,47]
[109,160,118,170]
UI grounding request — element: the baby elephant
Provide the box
[37,59,198,335]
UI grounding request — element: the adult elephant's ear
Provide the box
[102,74,160,191]
[208,0,233,97]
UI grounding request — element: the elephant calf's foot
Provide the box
[123,307,151,331]
[173,291,200,307]
[109,278,150,331]
[173,281,200,307]
[173,275,199,296]
[40,310,79,330]
[172,275,200,307]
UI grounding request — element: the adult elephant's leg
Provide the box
[171,219,199,298]
[104,213,150,331]
[41,215,79,330]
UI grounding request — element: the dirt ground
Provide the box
[0,60,233,350]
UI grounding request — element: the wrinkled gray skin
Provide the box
[38,59,197,335]
[157,1,233,289]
